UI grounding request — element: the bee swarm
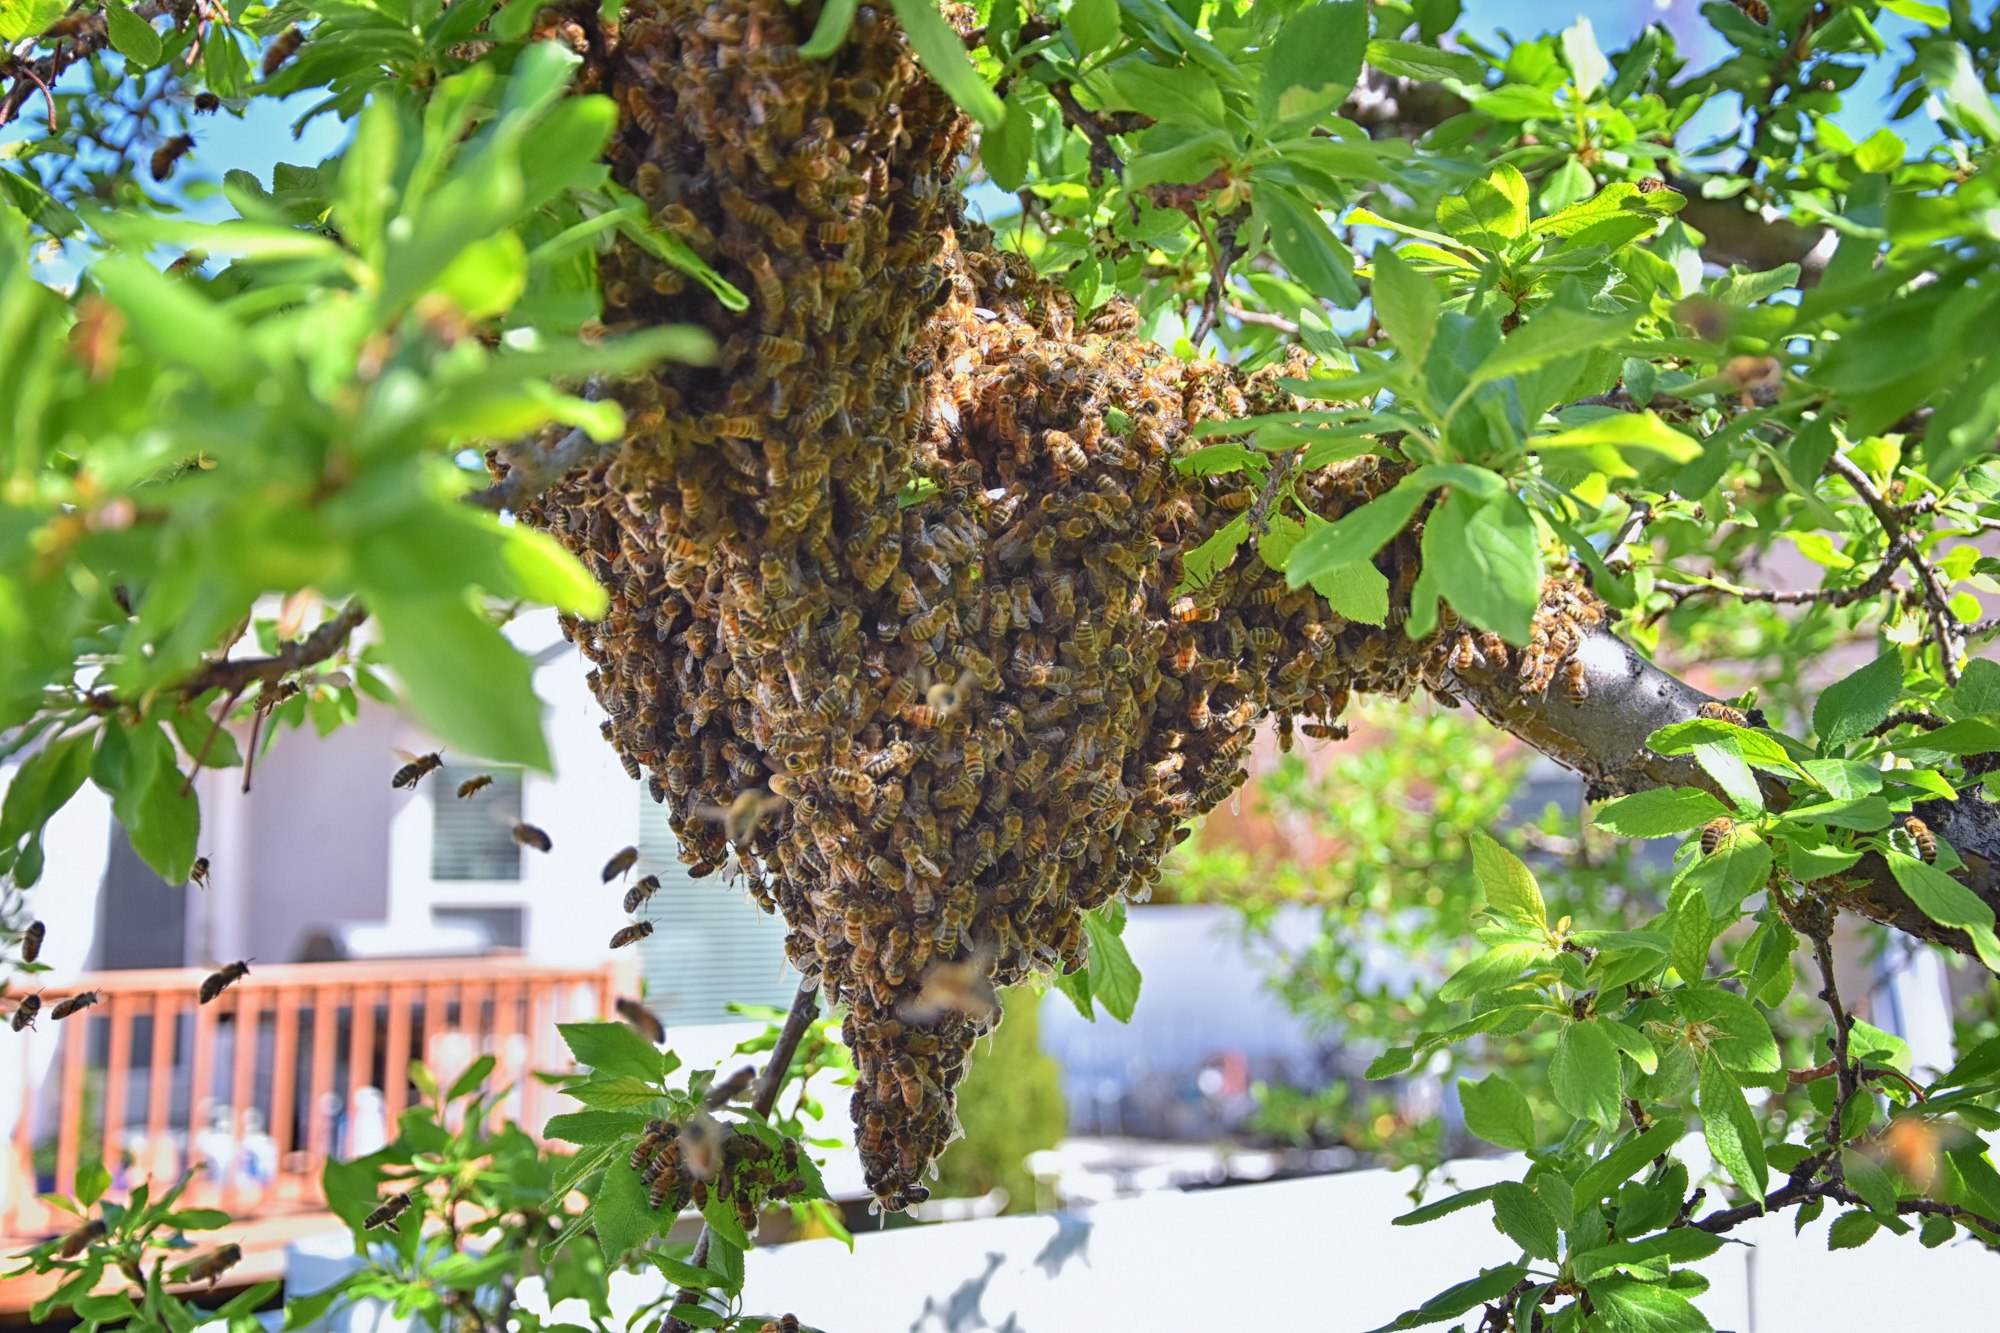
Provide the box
[522,0,1605,1207]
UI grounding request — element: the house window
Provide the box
[631,790,800,1026]
[430,767,523,881]
[432,905,525,951]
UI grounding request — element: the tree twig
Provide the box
[467,424,617,513]
[1825,451,1961,683]
[178,601,370,701]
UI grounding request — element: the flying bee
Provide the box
[1697,701,1749,727]
[624,874,661,915]
[618,998,666,1044]
[51,991,100,1021]
[456,774,493,799]
[512,822,553,852]
[697,787,787,844]
[172,1243,242,1289]
[150,134,195,182]
[610,921,655,949]
[22,918,44,963]
[57,1218,105,1258]
[927,669,978,717]
[679,1109,725,1179]
[1700,818,1733,857]
[1562,658,1589,703]
[199,960,250,1004]
[391,750,444,790]
[262,24,304,77]
[1300,722,1349,742]
[193,91,221,114]
[10,993,41,1032]
[364,1191,415,1231]
[901,955,1001,1026]
[602,846,640,882]
[1904,816,1937,865]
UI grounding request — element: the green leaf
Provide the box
[1885,853,2000,970]
[1307,557,1391,625]
[1560,17,1609,99]
[1783,795,1892,831]
[544,1110,654,1145]
[1101,58,1224,127]
[105,722,199,885]
[593,1159,653,1265]
[1286,482,1428,586]
[1437,165,1530,248]
[1261,1,1366,128]
[447,1053,498,1102]
[1553,1020,1623,1128]
[1392,1184,1500,1226]
[558,1023,667,1084]
[889,0,1004,128]
[1471,832,1545,929]
[368,593,552,772]
[2,728,95,846]
[1439,939,1548,1002]
[1068,0,1120,57]
[1083,908,1142,1022]
[1491,1182,1560,1261]
[705,1230,745,1295]
[1179,515,1249,592]
[1419,491,1541,646]
[1696,1061,1766,1205]
[1588,1277,1713,1333]
[1827,1210,1882,1250]
[74,1160,110,1209]
[1052,966,1094,1022]
[104,4,163,67]
[0,0,64,43]
[1681,833,1772,917]
[1362,1263,1528,1333]
[1363,38,1482,85]
[1594,788,1730,838]
[1675,987,1779,1073]
[1813,650,1903,750]
[982,83,1035,192]
[1459,1075,1536,1152]
[701,1193,752,1252]
[799,0,858,58]
[1601,1018,1659,1075]
[1473,307,1632,386]
[1916,40,2000,142]
[1259,186,1360,308]
[1842,1150,1899,1217]
[1689,741,1763,814]
[1536,412,1702,473]
[1370,243,1439,370]
[1574,1119,1686,1205]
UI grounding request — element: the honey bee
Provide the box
[899,955,1001,1025]
[391,750,444,790]
[512,822,553,852]
[1188,688,1212,729]
[1300,722,1349,742]
[172,1243,243,1288]
[1732,0,1770,22]
[189,856,211,890]
[618,998,667,1044]
[698,787,787,843]
[1904,816,1937,865]
[1562,658,1589,703]
[199,960,250,1004]
[601,846,640,882]
[1635,177,1668,194]
[262,25,304,77]
[1700,818,1733,857]
[10,993,41,1031]
[630,1118,677,1172]
[151,134,195,182]
[679,1109,725,1179]
[456,774,493,799]
[1697,701,1748,727]
[21,918,44,963]
[624,874,661,914]
[51,991,100,1021]
[610,921,655,949]
[364,1191,415,1231]
[57,1218,105,1259]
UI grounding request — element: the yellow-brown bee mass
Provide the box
[518,0,1606,1208]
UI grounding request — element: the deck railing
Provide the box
[3,958,622,1235]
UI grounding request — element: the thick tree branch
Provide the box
[468,424,616,513]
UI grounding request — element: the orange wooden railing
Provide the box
[4,958,621,1235]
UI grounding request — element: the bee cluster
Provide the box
[629,1114,807,1230]
[521,0,1608,1206]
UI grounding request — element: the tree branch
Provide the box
[1,4,174,131]
[467,424,617,513]
[177,601,369,701]
[1825,451,1961,684]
